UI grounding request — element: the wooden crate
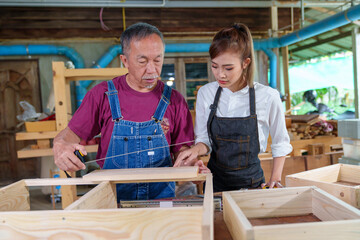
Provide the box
[286,164,360,208]
[223,186,360,240]
[0,166,214,240]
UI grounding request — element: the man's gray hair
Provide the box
[120,22,165,56]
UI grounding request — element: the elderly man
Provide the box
[53,22,198,201]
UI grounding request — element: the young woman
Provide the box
[174,23,293,192]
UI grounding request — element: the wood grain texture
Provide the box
[253,220,360,240]
[286,164,341,182]
[223,186,360,240]
[0,180,29,211]
[65,181,117,210]
[312,188,360,221]
[286,164,360,208]
[0,207,203,239]
[228,187,313,218]
[223,192,254,240]
[339,164,360,184]
[202,173,214,240]
[82,166,199,182]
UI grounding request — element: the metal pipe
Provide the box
[0,44,85,68]
[261,48,277,89]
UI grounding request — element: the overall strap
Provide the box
[152,85,172,122]
[249,87,256,116]
[207,86,222,142]
[105,80,122,121]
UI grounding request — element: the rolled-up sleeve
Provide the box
[194,87,212,153]
[267,93,293,157]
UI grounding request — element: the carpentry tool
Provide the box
[81,140,195,165]
[262,186,277,189]
[64,150,85,178]
[63,140,195,177]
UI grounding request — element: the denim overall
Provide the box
[207,87,265,192]
[103,80,175,201]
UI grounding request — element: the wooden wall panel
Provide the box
[0,7,300,39]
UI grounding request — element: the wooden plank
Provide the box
[223,192,254,240]
[15,131,59,140]
[82,166,199,182]
[24,178,100,186]
[288,137,342,156]
[59,170,77,209]
[64,67,128,81]
[65,181,117,210]
[286,164,340,182]
[23,174,206,186]
[0,207,203,239]
[253,220,360,240]
[339,164,360,184]
[312,188,360,221]
[305,155,331,170]
[286,176,357,208]
[52,61,68,131]
[202,173,214,240]
[17,144,98,158]
[228,187,313,219]
[0,180,29,211]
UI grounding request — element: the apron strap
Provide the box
[106,80,122,121]
[207,86,222,144]
[249,87,256,116]
[152,84,172,122]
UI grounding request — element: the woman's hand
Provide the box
[174,143,209,167]
[261,179,283,189]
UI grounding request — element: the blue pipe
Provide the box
[84,4,360,104]
[0,45,85,68]
[261,48,277,88]
[256,4,360,88]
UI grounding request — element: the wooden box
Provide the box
[223,186,360,240]
[0,167,214,240]
[25,120,56,132]
[286,164,360,208]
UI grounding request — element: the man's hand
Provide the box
[53,127,87,172]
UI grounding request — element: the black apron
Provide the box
[207,86,265,192]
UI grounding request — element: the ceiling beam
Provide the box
[290,31,352,53]
[0,0,357,8]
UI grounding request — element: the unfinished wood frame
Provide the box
[286,164,360,208]
[0,167,214,240]
[223,186,360,240]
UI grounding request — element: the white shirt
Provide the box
[195,81,293,158]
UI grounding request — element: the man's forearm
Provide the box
[54,127,81,146]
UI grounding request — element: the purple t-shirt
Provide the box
[68,75,194,167]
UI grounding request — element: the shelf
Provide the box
[17,144,98,159]
[16,131,59,141]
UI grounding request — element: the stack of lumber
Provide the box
[286,114,338,140]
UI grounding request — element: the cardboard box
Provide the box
[286,164,360,208]
[25,120,56,132]
[223,186,360,240]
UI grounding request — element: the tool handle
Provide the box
[64,150,85,178]
[74,150,85,164]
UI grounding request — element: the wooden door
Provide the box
[0,60,41,184]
